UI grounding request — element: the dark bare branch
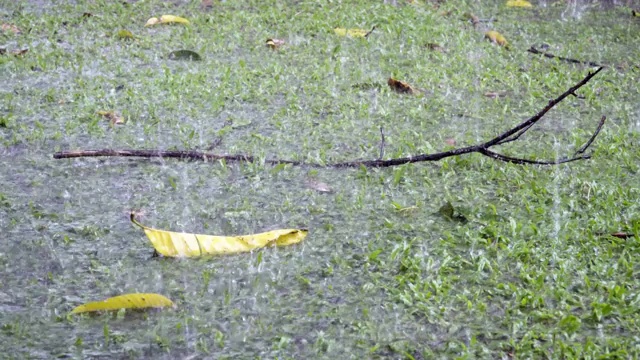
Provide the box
[575,115,606,155]
[53,69,606,169]
[527,46,602,67]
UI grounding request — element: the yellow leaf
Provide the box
[160,15,190,25]
[633,9,640,17]
[333,27,373,38]
[484,30,509,47]
[145,15,190,26]
[116,29,134,40]
[131,213,308,257]
[145,17,160,26]
[506,0,533,7]
[70,293,174,314]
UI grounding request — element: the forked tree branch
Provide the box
[54,68,605,168]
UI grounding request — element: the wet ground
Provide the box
[1,0,639,358]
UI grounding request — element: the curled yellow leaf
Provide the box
[484,30,509,47]
[70,293,174,314]
[145,15,190,26]
[506,0,533,7]
[131,213,308,257]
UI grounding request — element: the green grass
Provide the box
[1,0,639,358]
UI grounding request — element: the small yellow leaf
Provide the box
[334,27,372,38]
[145,17,160,26]
[116,29,134,40]
[160,15,190,25]
[633,9,640,17]
[70,293,174,314]
[146,15,190,26]
[131,213,308,257]
[506,0,533,7]
[484,30,509,47]
[266,38,285,49]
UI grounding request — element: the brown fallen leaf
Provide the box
[444,138,457,146]
[425,43,446,53]
[201,0,213,10]
[97,111,125,126]
[82,12,94,18]
[266,38,285,50]
[610,232,636,239]
[463,12,480,26]
[11,48,28,56]
[1,23,21,34]
[388,77,418,95]
[305,179,333,193]
[484,91,507,99]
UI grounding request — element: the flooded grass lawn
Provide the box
[1,0,640,358]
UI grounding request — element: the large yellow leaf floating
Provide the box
[145,15,190,27]
[70,293,174,314]
[506,0,533,7]
[131,214,308,257]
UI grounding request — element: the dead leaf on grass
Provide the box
[506,0,533,8]
[97,111,125,126]
[116,29,134,40]
[463,12,480,26]
[444,138,457,146]
[167,50,202,61]
[266,38,285,50]
[334,25,376,38]
[145,15,190,27]
[1,23,21,34]
[388,77,418,95]
[201,0,213,10]
[11,48,28,56]
[484,91,508,99]
[425,43,446,53]
[484,30,509,48]
[305,179,333,193]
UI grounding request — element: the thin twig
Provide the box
[53,69,606,168]
[364,25,377,38]
[575,115,606,155]
[527,46,602,67]
[478,148,590,165]
[378,126,385,160]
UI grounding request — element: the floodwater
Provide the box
[1,0,639,358]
